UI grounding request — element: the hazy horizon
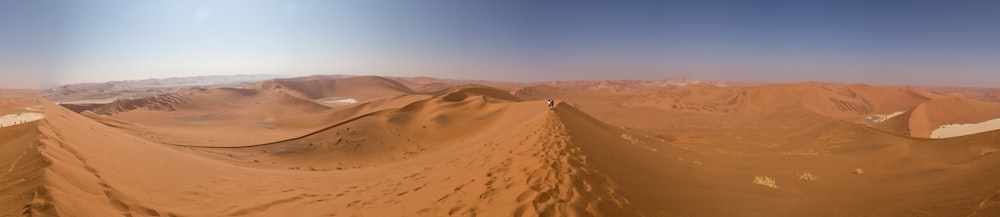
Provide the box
[22,72,1000,90]
[3,0,1000,88]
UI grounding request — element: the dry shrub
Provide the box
[621,133,643,144]
[978,148,998,157]
[798,172,820,181]
[753,176,779,188]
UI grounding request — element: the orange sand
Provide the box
[1,77,999,216]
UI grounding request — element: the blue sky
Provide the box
[1,0,999,88]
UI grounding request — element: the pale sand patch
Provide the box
[866,110,907,123]
[0,112,44,127]
[315,97,357,107]
[25,105,42,111]
[931,117,1000,138]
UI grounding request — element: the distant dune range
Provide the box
[1,77,1000,216]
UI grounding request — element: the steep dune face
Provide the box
[84,91,433,148]
[91,87,328,115]
[845,84,932,114]
[191,90,644,216]
[519,82,936,141]
[504,82,1000,215]
[58,103,105,113]
[3,101,201,216]
[765,83,876,120]
[735,83,929,120]
[440,87,522,102]
[908,97,1000,138]
[72,79,509,148]
[725,83,935,127]
[527,82,930,122]
[624,83,748,113]
[907,130,1000,216]
[842,85,931,134]
[77,88,334,147]
[248,76,416,102]
[90,92,188,114]
[870,109,914,135]
[24,100,324,216]
[0,98,41,115]
[0,122,50,216]
[8,79,1000,216]
[204,87,530,169]
[733,83,946,138]
[307,90,642,216]
[0,88,644,216]
[552,100,1000,216]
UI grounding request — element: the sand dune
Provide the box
[909,96,1000,138]
[90,87,326,114]
[868,109,915,135]
[511,83,1000,216]
[2,89,646,216]
[248,75,417,103]
[0,120,48,216]
[623,83,747,113]
[3,76,1000,216]
[77,87,334,147]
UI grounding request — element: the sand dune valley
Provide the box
[2,75,1000,217]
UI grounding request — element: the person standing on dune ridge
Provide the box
[547,99,554,110]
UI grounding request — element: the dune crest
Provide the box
[1,88,647,216]
[248,75,417,102]
[6,76,1000,216]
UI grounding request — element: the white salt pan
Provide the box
[931,117,1000,138]
[315,97,358,107]
[0,112,45,128]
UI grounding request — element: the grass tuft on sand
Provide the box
[798,172,820,181]
[753,176,779,188]
[978,148,998,157]
[621,133,643,144]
